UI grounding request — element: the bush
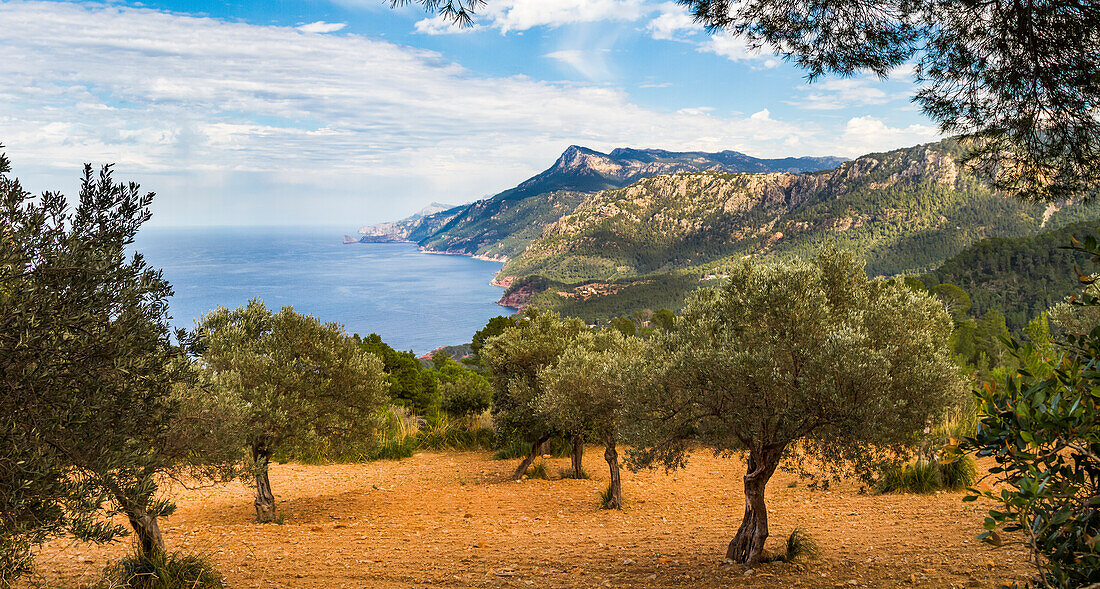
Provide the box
[367,437,418,461]
[99,550,222,589]
[938,455,977,490]
[492,436,572,460]
[875,461,943,494]
[417,415,496,451]
[526,461,549,480]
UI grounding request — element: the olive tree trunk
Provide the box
[603,434,622,510]
[124,503,165,557]
[253,445,277,523]
[512,434,551,480]
[726,448,782,565]
[570,434,585,478]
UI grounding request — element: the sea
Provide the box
[133,226,509,355]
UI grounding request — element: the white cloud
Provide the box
[839,116,939,156]
[544,49,612,80]
[296,21,347,33]
[480,0,644,32]
[414,14,481,34]
[645,2,696,41]
[790,78,896,110]
[701,32,778,67]
[0,1,919,226]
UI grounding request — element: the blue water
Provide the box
[133,226,508,354]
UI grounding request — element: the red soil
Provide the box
[24,450,1031,588]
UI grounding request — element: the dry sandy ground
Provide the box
[24,450,1031,588]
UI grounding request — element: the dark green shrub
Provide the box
[367,437,418,461]
[99,550,222,589]
[417,418,496,451]
[875,461,943,494]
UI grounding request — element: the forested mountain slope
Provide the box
[502,140,1099,283]
[921,219,1100,331]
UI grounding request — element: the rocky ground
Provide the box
[24,450,1030,588]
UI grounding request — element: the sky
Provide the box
[0,0,939,227]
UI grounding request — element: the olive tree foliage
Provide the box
[536,330,642,508]
[0,151,245,582]
[620,250,963,565]
[188,300,388,523]
[405,0,1100,202]
[480,309,588,480]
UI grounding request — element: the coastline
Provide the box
[346,235,518,311]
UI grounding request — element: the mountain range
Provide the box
[355,146,846,260]
[354,139,1100,323]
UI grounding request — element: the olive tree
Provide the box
[189,301,388,522]
[481,308,588,480]
[0,151,245,578]
[536,329,641,508]
[621,249,963,565]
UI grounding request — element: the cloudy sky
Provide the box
[0,0,937,227]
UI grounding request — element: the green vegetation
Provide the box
[189,301,389,523]
[874,457,976,494]
[503,141,1098,286]
[620,249,964,564]
[536,328,639,504]
[357,333,440,416]
[921,219,1099,331]
[0,154,241,582]
[99,550,223,589]
[481,309,591,479]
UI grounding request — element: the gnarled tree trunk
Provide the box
[570,434,585,478]
[253,445,277,523]
[124,503,165,557]
[512,434,551,480]
[726,448,782,565]
[603,434,622,510]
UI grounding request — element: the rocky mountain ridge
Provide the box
[354,145,846,255]
[496,139,1100,317]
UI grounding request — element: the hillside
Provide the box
[921,219,1100,330]
[357,202,463,244]
[358,145,846,260]
[502,140,1099,284]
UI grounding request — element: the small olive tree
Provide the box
[481,308,588,480]
[621,250,963,564]
[189,301,388,522]
[536,329,641,507]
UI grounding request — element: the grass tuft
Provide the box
[875,460,943,494]
[560,467,589,479]
[938,455,977,490]
[493,439,531,461]
[526,461,550,480]
[598,483,619,510]
[784,528,820,562]
[99,550,223,589]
